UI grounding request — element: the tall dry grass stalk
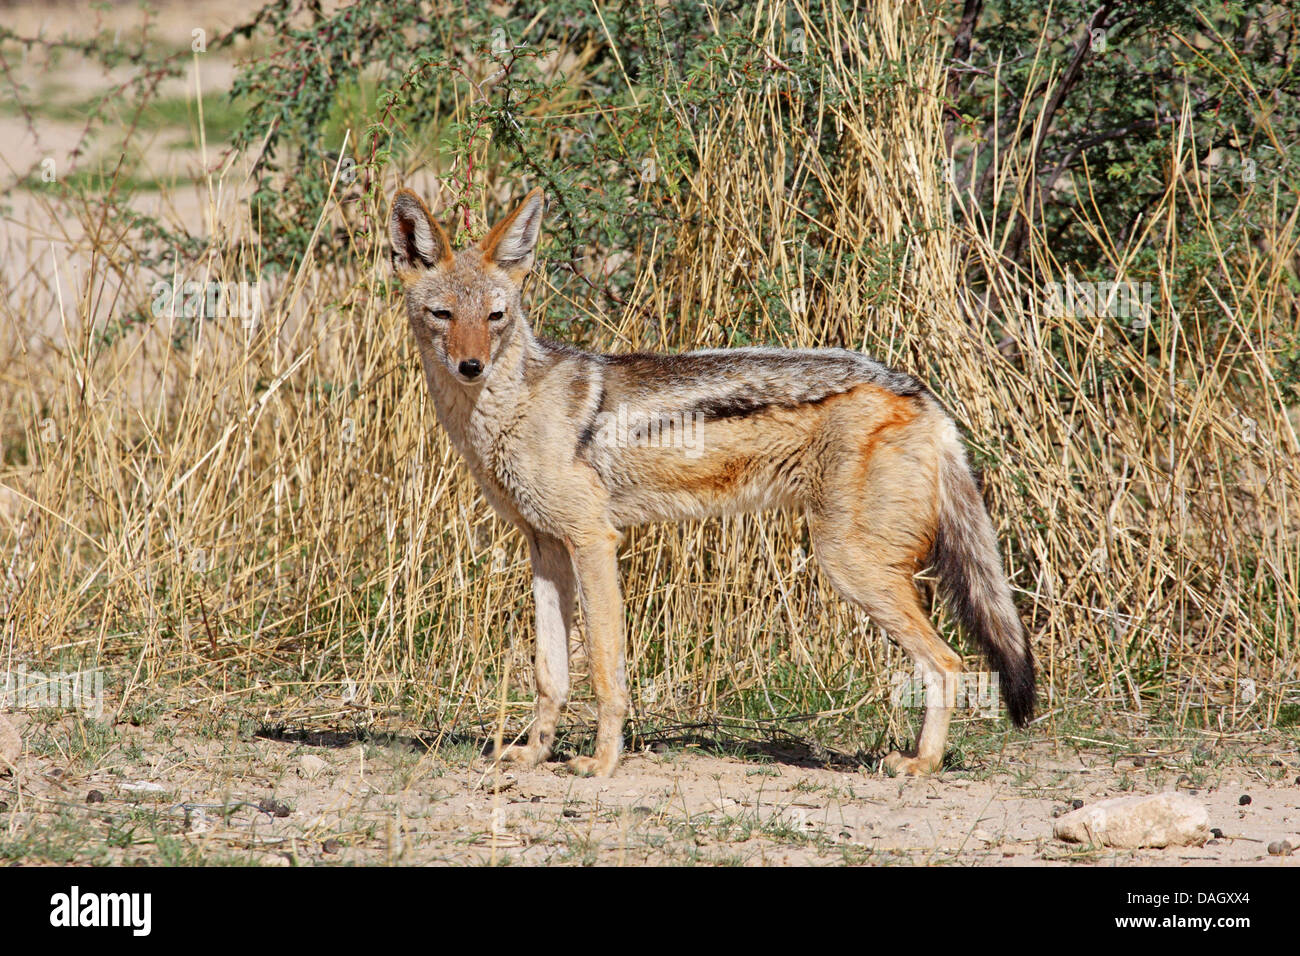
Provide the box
[2,2,1296,751]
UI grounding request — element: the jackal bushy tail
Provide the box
[933,425,1035,726]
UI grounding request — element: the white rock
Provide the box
[298,754,327,779]
[1054,792,1210,848]
[0,712,20,772]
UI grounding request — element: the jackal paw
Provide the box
[566,754,618,777]
[492,742,546,768]
[883,751,939,776]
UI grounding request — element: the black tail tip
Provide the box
[1004,655,1036,728]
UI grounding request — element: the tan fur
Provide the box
[388,186,1033,777]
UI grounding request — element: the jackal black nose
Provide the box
[458,359,483,379]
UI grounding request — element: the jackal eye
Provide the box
[488,310,506,323]
[427,308,452,322]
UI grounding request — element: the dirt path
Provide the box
[3,711,1297,866]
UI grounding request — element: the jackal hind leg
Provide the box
[810,519,960,776]
[877,601,961,777]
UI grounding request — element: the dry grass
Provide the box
[1,1,1297,763]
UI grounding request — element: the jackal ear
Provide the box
[390,189,452,276]
[480,187,544,280]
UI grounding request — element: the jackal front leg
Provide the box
[566,528,627,777]
[494,532,573,768]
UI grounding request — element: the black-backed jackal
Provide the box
[389,186,1034,777]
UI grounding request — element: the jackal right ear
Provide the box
[389,189,453,276]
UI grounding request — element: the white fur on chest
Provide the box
[425,364,536,527]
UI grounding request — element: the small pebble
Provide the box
[562,808,578,818]
[1071,799,1084,810]
[321,839,341,854]
[1269,760,1282,767]
[1211,827,1224,838]
[257,797,291,818]
[1238,794,1251,806]
[1133,756,1146,767]
[86,790,104,804]
[530,795,542,803]
[1266,841,1292,856]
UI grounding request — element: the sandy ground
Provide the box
[3,709,1298,866]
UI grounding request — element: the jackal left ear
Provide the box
[480,187,544,280]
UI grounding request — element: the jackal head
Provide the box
[389,187,544,384]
